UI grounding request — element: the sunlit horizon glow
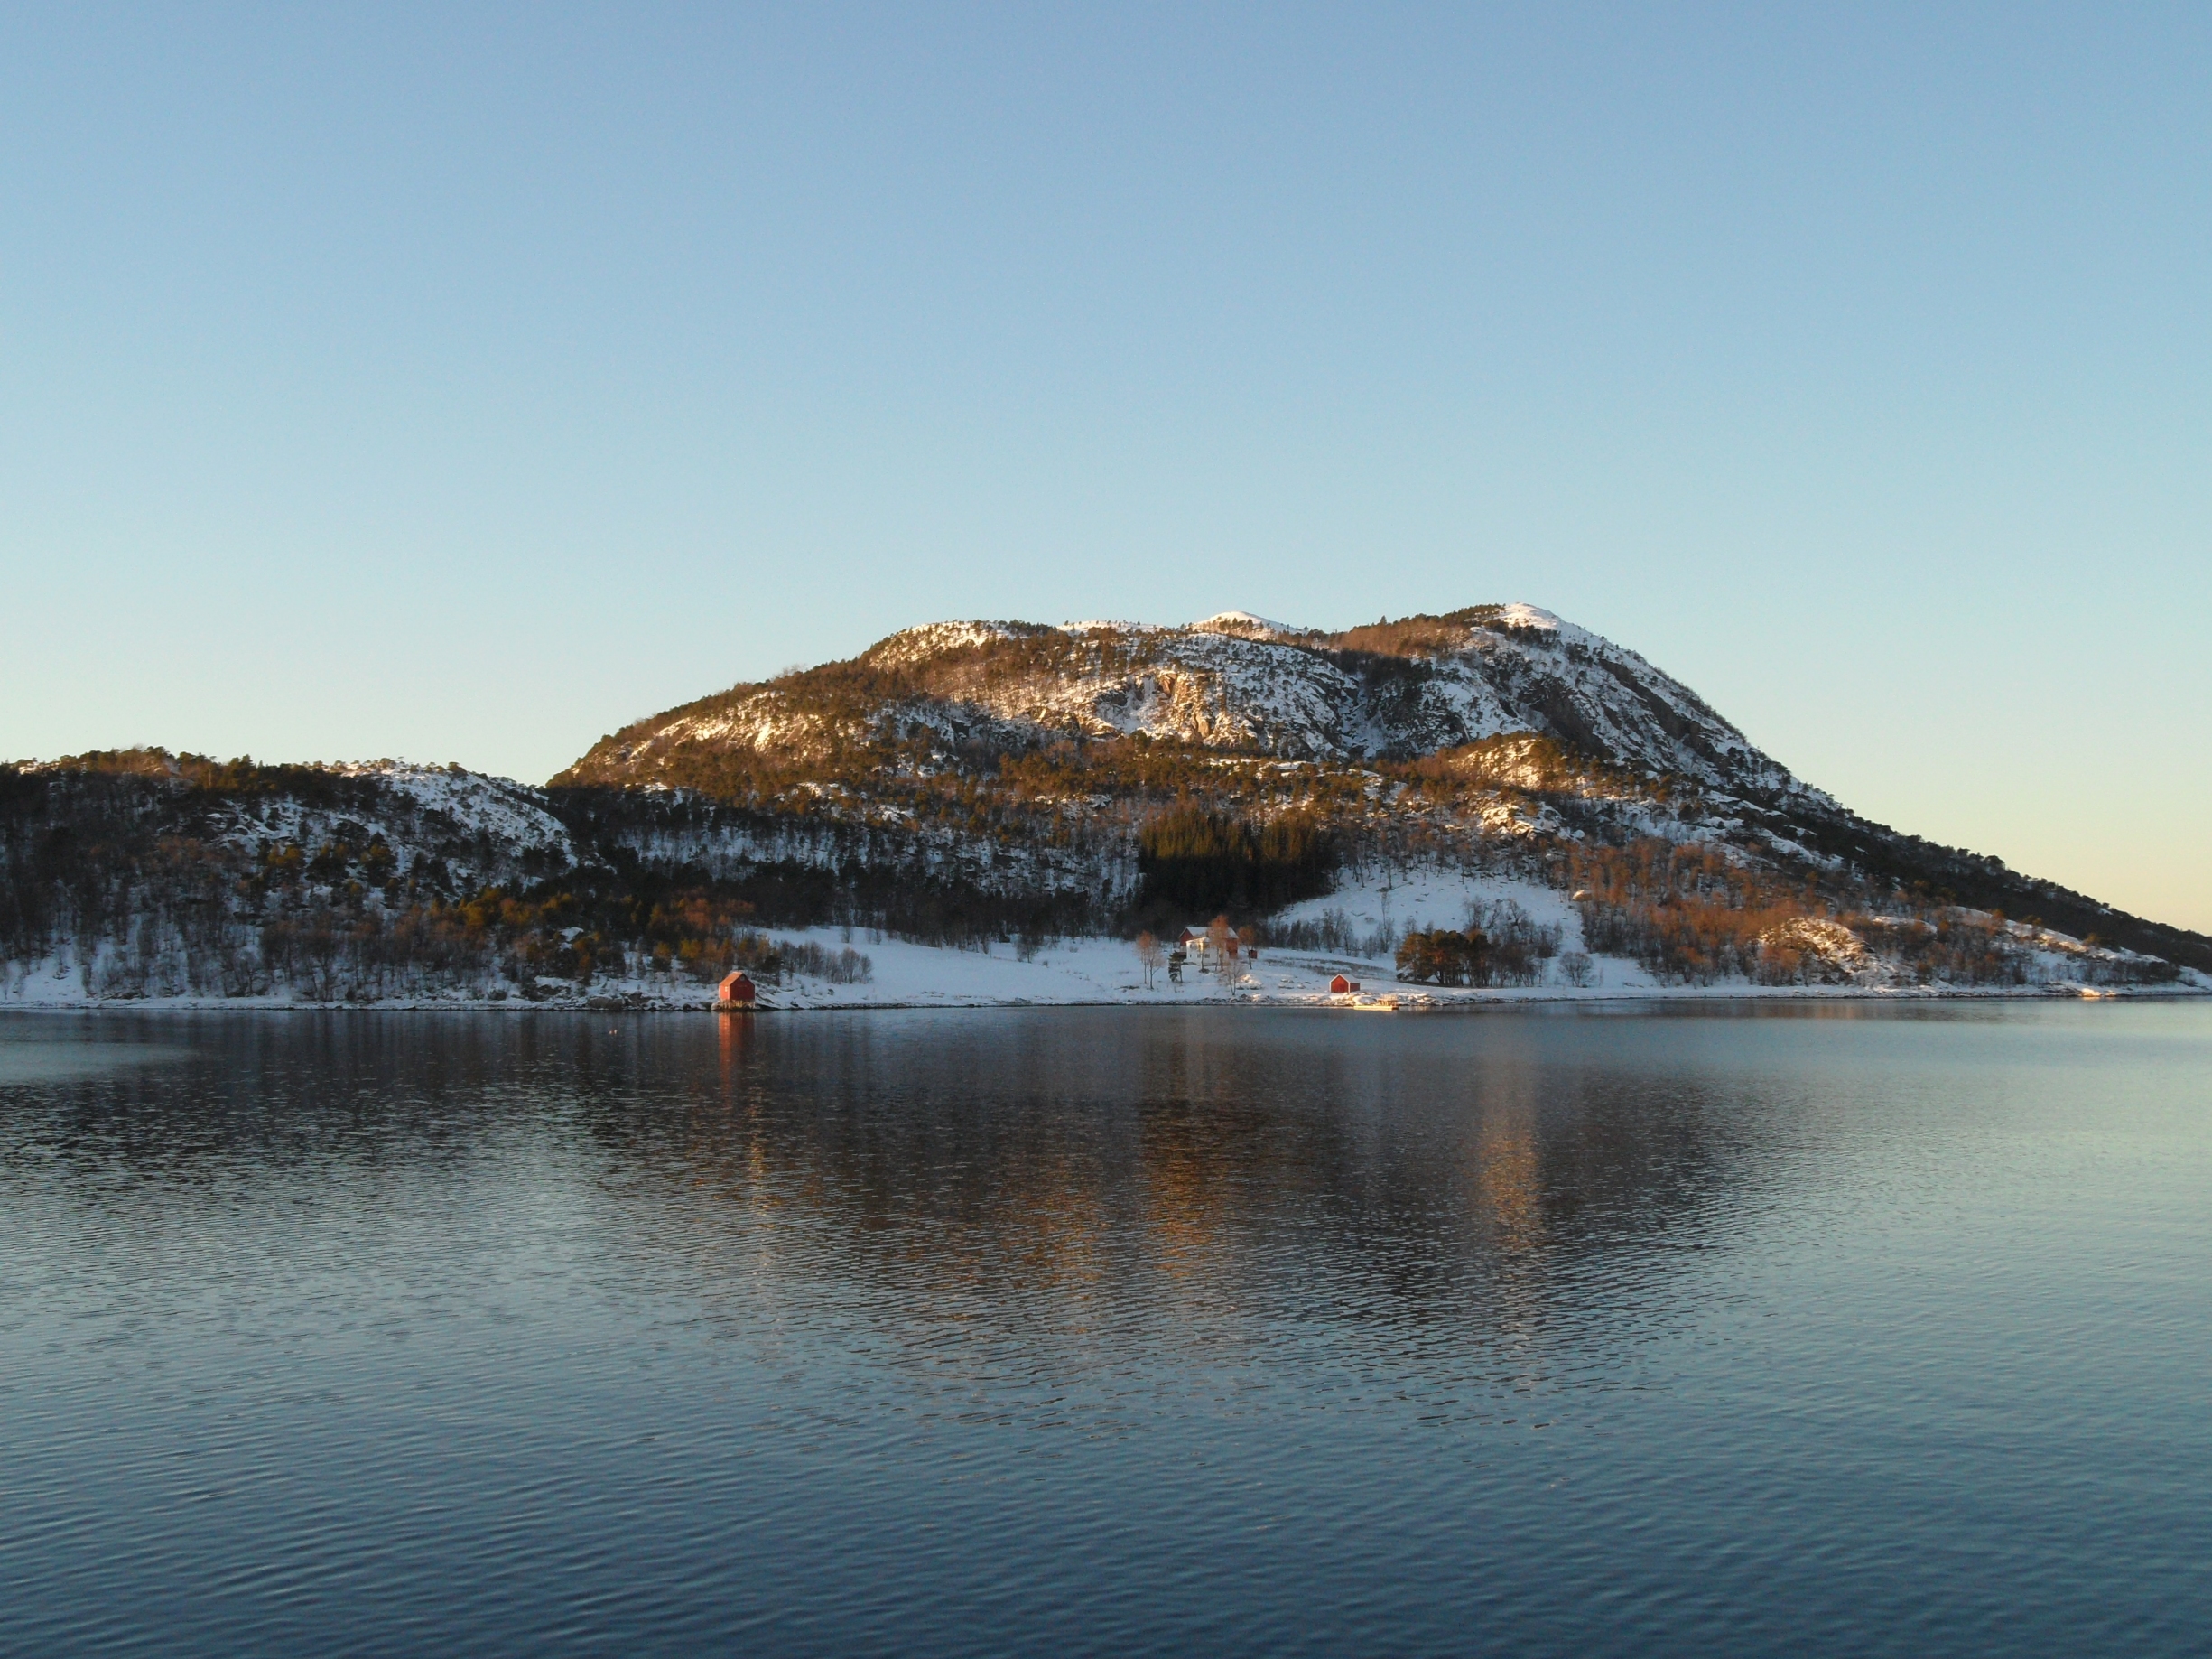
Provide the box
[3,5,2207,930]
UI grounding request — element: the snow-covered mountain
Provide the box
[530,602,2212,984]
[562,604,1807,799]
[5,603,2208,1006]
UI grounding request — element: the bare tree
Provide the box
[1209,914,1238,988]
[1135,930,1164,990]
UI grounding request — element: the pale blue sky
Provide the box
[4,5,2207,927]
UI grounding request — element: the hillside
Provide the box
[5,604,2207,1006]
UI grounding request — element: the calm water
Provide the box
[2,1002,2207,1656]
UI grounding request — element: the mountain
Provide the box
[551,601,2206,965]
[5,605,2207,1006]
[560,604,1806,799]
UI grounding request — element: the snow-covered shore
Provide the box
[4,922,2203,1015]
[7,866,2202,1014]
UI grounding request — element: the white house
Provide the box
[1178,926,1243,959]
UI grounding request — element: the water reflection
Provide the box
[0,1007,1826,1420]
[5,1003,2208,1658]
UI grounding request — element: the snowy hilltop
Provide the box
[561,603,1809,799]
[5,604,2207,1009]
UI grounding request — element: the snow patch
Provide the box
[863,620,1029,667]
[1189,610,1306,639]
[1060,619,1159,637]
[1493,603,1562,632]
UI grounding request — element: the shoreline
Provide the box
[4,981,2206,1016]
[9,922,2203,1018]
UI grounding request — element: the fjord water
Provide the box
[2,1005,2207,1657]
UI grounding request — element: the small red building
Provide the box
[718,971,757,1008]
[1330,974,1361,994]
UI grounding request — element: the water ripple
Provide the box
[0,1002,2207,1656]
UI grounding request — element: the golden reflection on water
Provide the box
[5,1007,1782,1384]
[1476,1116,1544,1253]
[683,1014,1611,1299]
[638,1009,1715,1396]
[715,1008,754,1076]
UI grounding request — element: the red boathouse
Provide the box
[718,971,757,1008]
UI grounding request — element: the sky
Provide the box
[3,4,2207,930]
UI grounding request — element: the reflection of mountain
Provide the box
[639,1009,1809,1406]
[0,1009,1821,1417]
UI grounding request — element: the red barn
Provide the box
[718,971,757,1008]
[1330,974,1361,994]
